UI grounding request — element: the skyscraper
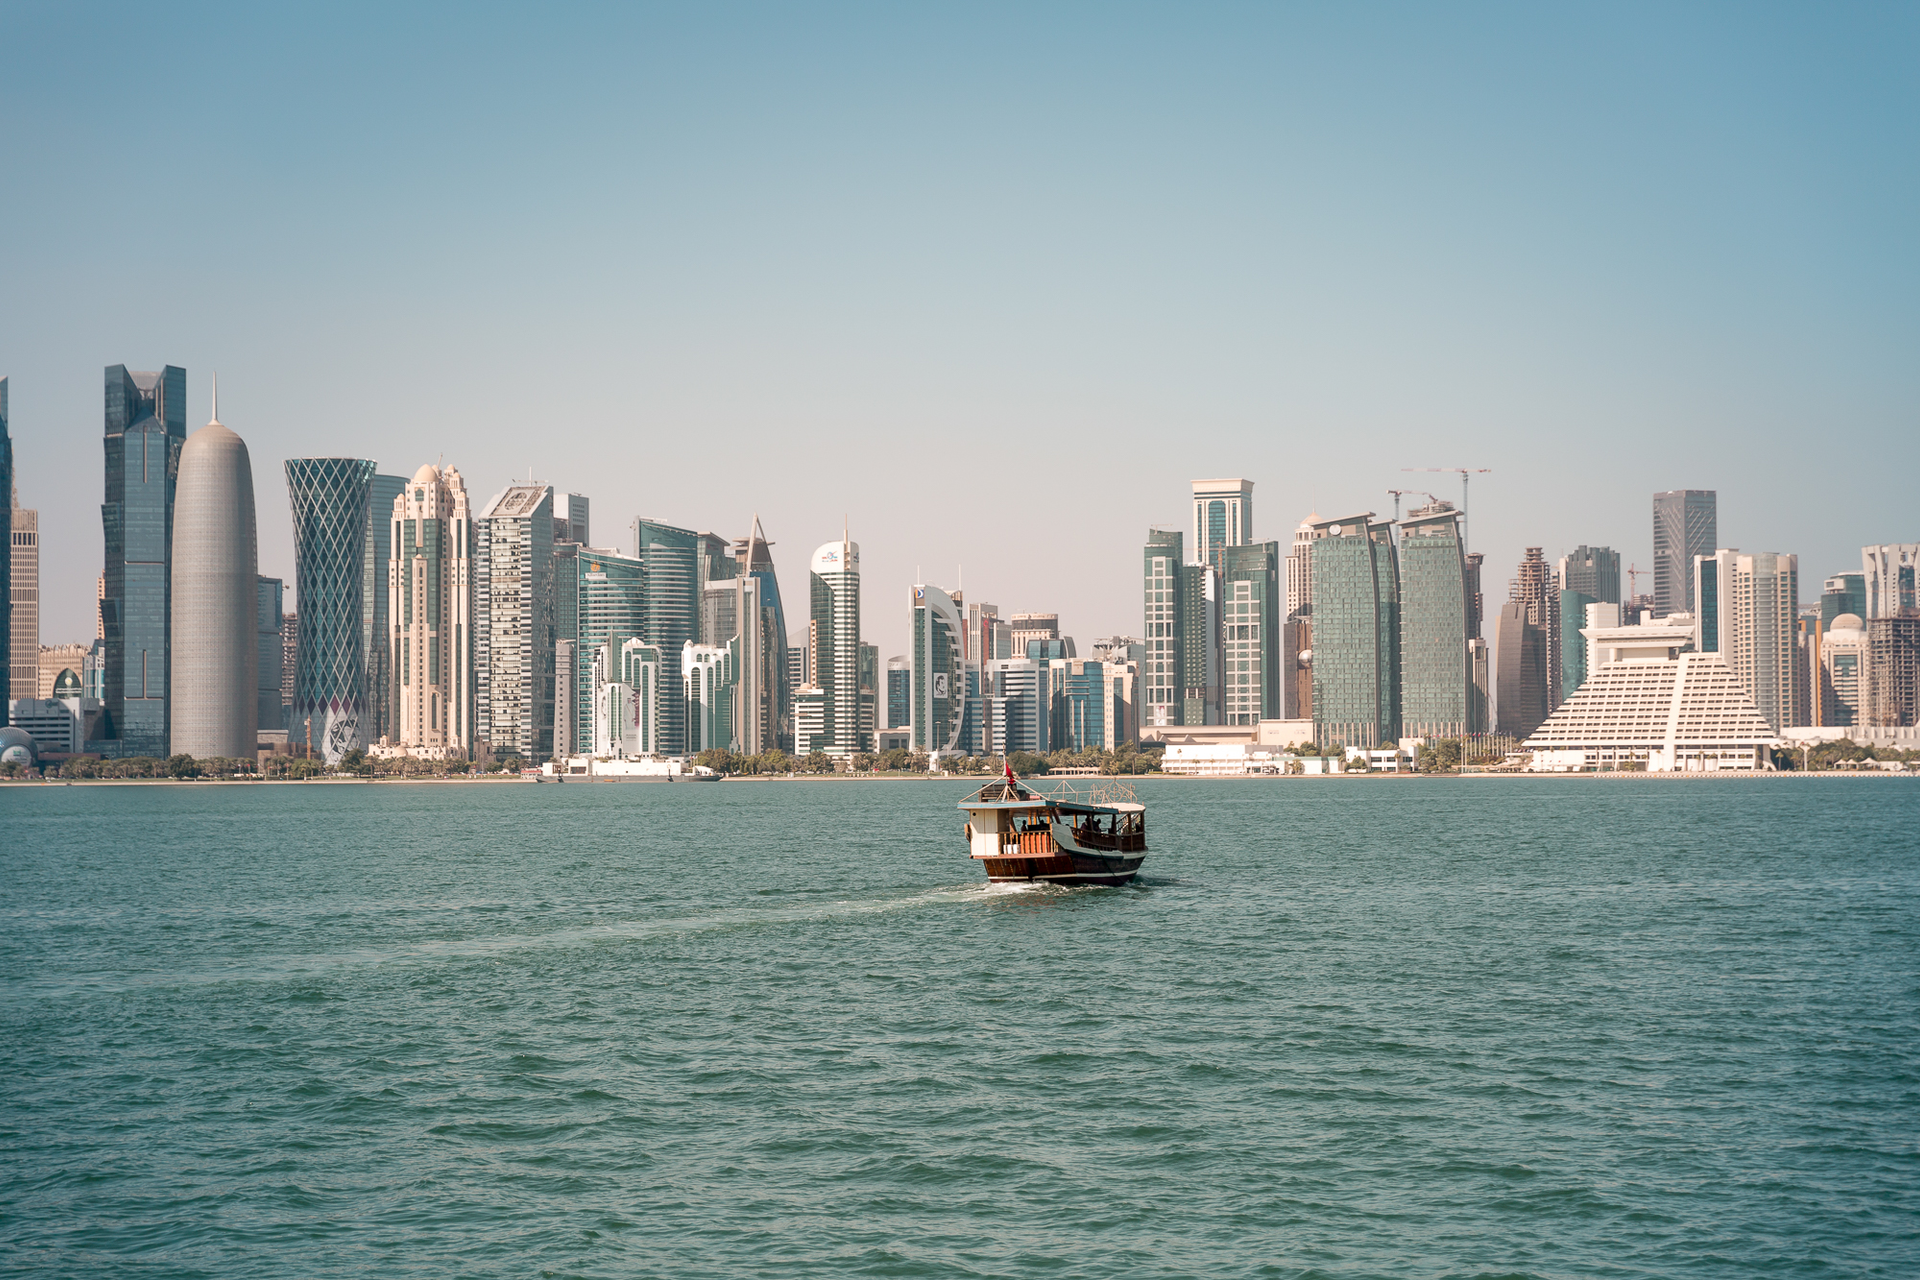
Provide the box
[1142,529,1202,728]
[798,532,865,757]
[1397,504,1471,740]
[566,546,645,752]
[1512,547,1560,711]
[911,581,967,756]
[388,463,474,758]
[171,390,259,759]
[1861,544,1919,619]
[1192,478,1254,574]
[256,577,283,734]
[1285,513,1317,622]
[0,376,10,725]
[477,484,555,763]
[362,472,406,746]
[280,610,298,732]
[1218,541,1283,725]
[733,517,791,754]
[286,457,375,763]
[1820,573,1867,626]
[1494,601,1548,738]
[1557,545,1621,604]
[1309,514,1400,750]
[10,501,36,708]
[1695,549,1805,732]
[633,518,701,755]
[552,493,590,546]
[1864,617,1919,727]
[1653,490,1716,618]
[101,365,187,755]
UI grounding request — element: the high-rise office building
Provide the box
[0,376,9,725]
[10,501,36,706]
[362,473,406,745]
[1653,490,1716,618]
[1864,617,1919,727]
[170,392,259,759]
[696,531,735,589]
[1464,552,1484,641]
[286,457,375,762]
[1820,573,1867,627]
[1309,514,1399,750]
[683,640,736,753]
[388,464,474,758]
[1218,541,1283,725]
[591,637,663,757]
[1861,544,1919,619]
[280,610,298,731]
[1008,613,1065,657]
[886,655,910,731]
[1285,513,1317,622]
[1397,504,1472,739]
[1819,613,1867,727]
[1143,529,1215,728]
[564,546,645,753]
[633,518,701,755]
[477,484,555,763]
[552,493,590,546]
[1512,547,1561,712]
[733,517,791,754]
[1558,545,1621,605]
[257,577,283,734]
[1192,478,1254,574]
[1558,589,1597,699]
[911,582,967,757]
[101,365,187,756]
[1695,549,1804,732]
[1494,601,1548,738]
[37,642,89,701]
[798,532,865,757]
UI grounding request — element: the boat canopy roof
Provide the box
[957,778,1143,816]
[959,797,1143,815]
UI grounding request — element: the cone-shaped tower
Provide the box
[171,382,259,758]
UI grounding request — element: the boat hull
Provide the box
[978,850,1145,886]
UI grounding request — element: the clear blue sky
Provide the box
[4,2,1915,658]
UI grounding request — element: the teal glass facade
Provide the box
[634,519,700,755]
[286,457,376,761]
[1559,589,1596,699]
[1310,517,1400,749]
[1398,511,1468,739]
[101,365,187,756]
[571,548,646,751]
[1219,542,1281,725]
[1821,573,1866,626]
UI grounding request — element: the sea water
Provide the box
[1,777,1915,1277]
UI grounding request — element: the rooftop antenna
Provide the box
[209,372,219,424]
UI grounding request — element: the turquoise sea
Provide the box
[1,777,1915,1278]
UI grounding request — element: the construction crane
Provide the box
[1626,562,1644,599]
[1403,468,1491,552]
[1386,489,1438,520]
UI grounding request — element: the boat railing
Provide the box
[962,777,1139,807]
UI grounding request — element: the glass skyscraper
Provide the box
[1219,542,1282,725]
[1821,573,1866,627]
[1309,515,1400,750]
[256,576,284,733]
[568,547,646,752]
[286,457,376,762]
[1653,490,1716,617]
[101,365,187,756]
[1141,529,1218,727]
[1397,507,1470,740]
[634,518,701,755]
[734,518,791,754]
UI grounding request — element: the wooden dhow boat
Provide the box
[959,766,1147,886]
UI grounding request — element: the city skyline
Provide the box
[4,6,1917,664]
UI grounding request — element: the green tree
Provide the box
[167,753,201,779]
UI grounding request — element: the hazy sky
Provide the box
[4,2,1915,660]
